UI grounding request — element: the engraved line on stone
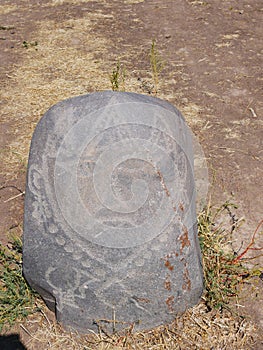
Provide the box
[130,297,152,315]
[54,103,197,247]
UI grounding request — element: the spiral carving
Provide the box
[54,100,205,248]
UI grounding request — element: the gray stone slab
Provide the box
[23,91,203,333]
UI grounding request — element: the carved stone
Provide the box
[23,91,203,333]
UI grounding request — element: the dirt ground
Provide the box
[0,0,262,349]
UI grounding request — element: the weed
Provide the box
[149,39,165,94]
[11,149,28,172]
[22,40,38,49]
[0,25,15,31]
[109,60,126,91]
[0,236,40,331]
[198,201,263,311]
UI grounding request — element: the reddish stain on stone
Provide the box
[179,202,184,211]
[179,225,191,253]
[166,295,175,311]
[134,297,150,303]
[157,170,170,197]
[164,278,172,291]
[182,269,191,291]
[181,258,192,291]
[164,260,174,271]
[164,251,179,259]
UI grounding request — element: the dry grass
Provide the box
[19,302,257,350]
[1,207,260,349]
[1,13,112,177]
[0,0,200,181]
[0,1,262,349]
[1,206,261,349]
[0,4,18,15]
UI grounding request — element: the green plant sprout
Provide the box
[150,39,165,94]
[109,60,126,91]
[22,40,38,49]
[0,236,41,331]
[198,201,263,310]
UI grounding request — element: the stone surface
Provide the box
[23,91,203,333]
